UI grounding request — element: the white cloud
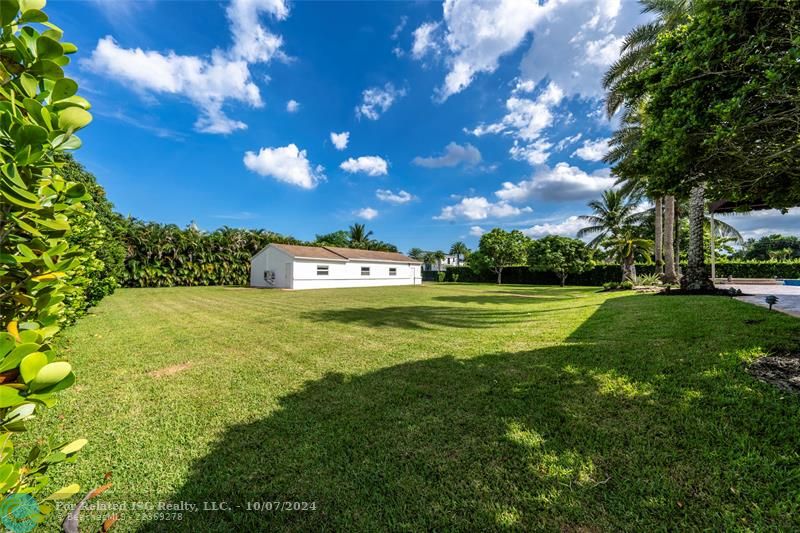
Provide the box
[519,0,649,100]
[376,189,415,204]
[718,208,800,239]
[428,0,560,101]
[412,22,442,59]
[85,0,290,134]
[391,16,408,40]
[286,99,300,112]
[469,225,486,237]
[412,142,481,168]
[226,0,289,63]
[340,156,389,176]
[495,162,616,202]
[243,144,325,189]
[468,81,564,165]
[355,207,379,220]
[555,133,583,151]
[522,215,590,238]
[572,137,610,162]
[355,83,406,120]
[434,196,531,221]
[330,131,349,150]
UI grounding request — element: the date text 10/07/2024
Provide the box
[55,501,319,514]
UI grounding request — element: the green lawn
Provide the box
[34,284,800,531]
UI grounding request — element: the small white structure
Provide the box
[425,254,465,272]
[250,244,423,290]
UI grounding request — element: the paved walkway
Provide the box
[717,283,800,318]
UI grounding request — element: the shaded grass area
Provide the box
[32,284,800,531]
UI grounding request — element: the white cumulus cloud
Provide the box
[330,131,349,150]
[468,81,564,165]
[522,215,590,238]
[495,162,616,202]
[469,225,486,237]
[434,196,531,221]
[340,156,389,176]
[355,207,379,220]
[85,0,290,134]
[286,99,300,112]
[412,142,481,168]
[572,137,610,162]
[355,83,406,120]
[421,0,559,101]
[376,189,415,204]
[243,144,325,189]
[412,22,442,59]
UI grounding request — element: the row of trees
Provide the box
[461,229,592,286]
[407,242,470,270]
[603,0,798,291]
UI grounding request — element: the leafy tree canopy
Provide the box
[478,228,529,284]
[614,0,800,207]
[528,236,593,286]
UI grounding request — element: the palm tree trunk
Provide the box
[654,196,663,274]
[662,195,677,283]
[682,184,714,291]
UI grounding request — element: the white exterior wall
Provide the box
[250,245,422,289]
[291,259,421,290]
[250,246,298,288]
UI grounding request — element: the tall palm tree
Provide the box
[432,250,446,271]
[577,189,646,248]
[449,242,469,267]
[604,0,693,117]
[348,223,373,248]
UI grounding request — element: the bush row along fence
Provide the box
[423,262,800,285]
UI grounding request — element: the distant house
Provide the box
[250,244,423,290]
[425,254,464,272]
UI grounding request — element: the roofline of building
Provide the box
[252,243,422,264]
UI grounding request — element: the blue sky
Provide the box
[50,0,800,252]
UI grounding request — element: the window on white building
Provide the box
[361,266,370,276]
[317,265,329,276]
[389,267,397,276]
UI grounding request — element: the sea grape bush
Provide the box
[0,0,91,524]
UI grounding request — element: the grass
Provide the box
[31,284,800,531]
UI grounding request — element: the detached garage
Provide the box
[250,244,423,290]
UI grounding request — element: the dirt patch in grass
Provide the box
[748,352,800,394]
[148,362,193,378]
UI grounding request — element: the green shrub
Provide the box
[621,280,634,290]
[451,272,459,283]
[0,0,92,522]
[437,271,446,282]
[637,273,662,286]
[603,282,620,291]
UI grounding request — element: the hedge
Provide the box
[430,261,800,286]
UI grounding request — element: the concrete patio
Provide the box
[717,283,800,318]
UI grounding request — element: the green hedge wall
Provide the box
[435,261,800,286]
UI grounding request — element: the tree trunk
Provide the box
[497,268,502,285]
[622,255,636,283]
[560,272,566,287]
[681,184,714,291]
[674,208,682,276]
[662,195,677,284]
[654,196,663,274]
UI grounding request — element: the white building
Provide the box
[250,244,423,290]
[425,254,464,272]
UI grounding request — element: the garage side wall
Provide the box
[292,260,422,290]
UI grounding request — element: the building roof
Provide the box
[269,243,421,264]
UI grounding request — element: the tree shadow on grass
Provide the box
[140,296,800,532]
[301,305,537,329]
